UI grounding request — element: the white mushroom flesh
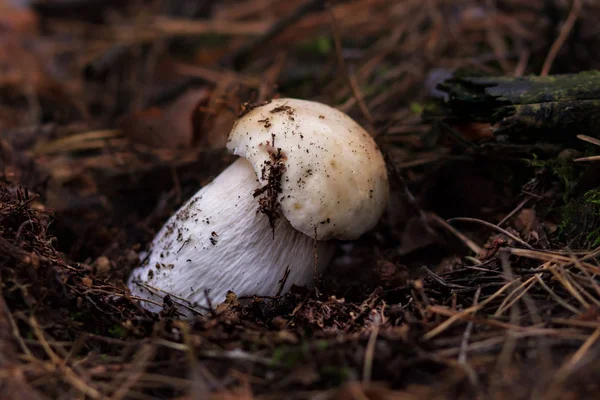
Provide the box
[127,158,334,315]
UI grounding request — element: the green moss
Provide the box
[314,340,329,351]
[70,311,83,321]
[108,324,126,339]
[525,151,600,246]
[410,102,424,115]
[527,152,580,202]
[298,34,332,55]
[581,189,600,247]
[319,364,353,385]
[271,340,330,368]
[271,347,301,367]
[555,187,600,247]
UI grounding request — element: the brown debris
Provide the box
[238,100,272,118]
[253,134,287,238]
[118,88,211,149]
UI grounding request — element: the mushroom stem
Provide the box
[127,158,334,315]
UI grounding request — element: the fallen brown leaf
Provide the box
[119,88,211,149]
[0,1,38,34]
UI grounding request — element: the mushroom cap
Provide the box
[227,98,389,240]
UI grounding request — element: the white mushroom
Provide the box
[127,98,389,316]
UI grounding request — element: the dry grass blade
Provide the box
[109,343,156,400]
[428,213,483,255]
[424,280,519,340]
[118,16,271,40]
[562,271,600,308]
[447,217,534,250]
[129,281,206,314]
[552,328,600,388]
[493,275,536,317]
[509,248,600,274]
[362,325,380,385]
[458,287,481,365]
[428,305,549,333]
[552,318,600,329]
[0,294,46,400]
[29,316,102,399]
[497,196,531,227]
[32,130,123,155]
[574,155,600,162]
[569,254,600,299]
[544,265,590,309]
[534,274,581,314]
[541,0,582,76]
[577,134,600,147]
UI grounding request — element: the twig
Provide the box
[29,316,102,399]
[109,344,156,400]
[552,318,600,329]
[130,281,207,314]
[329,4,374,132]
[509,248,600,274]
[458,287,481,365]
[134,16,270,38]
[569,253,600,300]
[423,266,469,290]
[362,325,380,385]
[562,271,600,308]
[534,274,581,315]
[428,213,483,255]
[428,304,548,333]
[423,279,518,340]
[545,265,589,309]
[493,275,536,317]
[0,292,32,358]
[497,196,532,227]
[574,155,600,163]
[0,289,46,400]
[577,134,600,148]
[541,0,582,76]
[553,328,600,384]
[200,348,281,367]
[447,217,534,250]
[344,288,383,332]
[513,49,530,77]
[224,0,326,68]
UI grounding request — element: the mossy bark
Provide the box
[424,71,600,144]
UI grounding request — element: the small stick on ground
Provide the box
[330,5,374,133]
[551,328,600,391]
[29,316,102,399]
[497,196,532,227]
[362,324,380,385]
[458,287,481,365]
[0,293,46,400]
[448,217,534,250]
[427,213,483,255]
[109,343,156,400]
[224,0,326,68]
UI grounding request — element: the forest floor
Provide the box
[3,1,600,399]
